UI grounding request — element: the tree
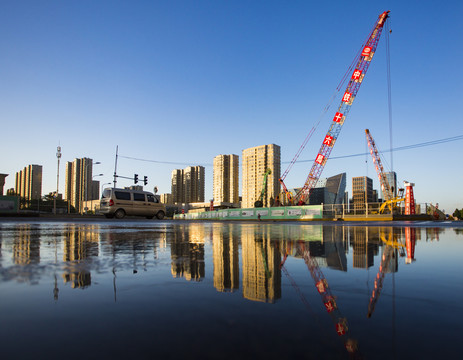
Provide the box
[43,192,55,202]
[452,208,462,220]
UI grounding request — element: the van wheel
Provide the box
[156,211,165,220]
[115,209,126,219]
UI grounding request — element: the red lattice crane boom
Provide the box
[295,11,390,205]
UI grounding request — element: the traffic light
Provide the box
[144,176,148,185]
[134,174,138,184]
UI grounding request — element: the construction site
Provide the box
[176,11,444,222]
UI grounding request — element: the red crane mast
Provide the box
[295,11,390,205]
[365,129,393,201]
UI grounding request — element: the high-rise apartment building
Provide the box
[184,166,205,203]
[352,176,374,212]
[65,158,99,213]
[213,154,239,204]
[171,166,205,204]
[171,169,183,204]
[242,144,280,208]
[14,165,43,200]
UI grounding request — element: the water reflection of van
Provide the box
[100,188,166,219]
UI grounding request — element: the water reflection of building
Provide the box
[350,227,379,269]
[323,226,348,271]
[171,225,205,281]
[241,226,281,303]
[277,225,347,272]
[62,225,99,288]
[212,224,239,292]
[13,225,40,265]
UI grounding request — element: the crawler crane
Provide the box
[279,11,390,205]
[365,129,405,214]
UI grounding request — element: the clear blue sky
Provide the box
[1,0,462,213]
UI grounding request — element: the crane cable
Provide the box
[386,19,393,172]
[279,42,364,182]
[119,134,463,167]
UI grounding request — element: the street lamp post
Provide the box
[88,173,103,214]
[83,161,101,214]
[101,182,111,194]
[54,146,61,215]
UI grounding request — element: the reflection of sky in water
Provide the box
[0,221,462,359]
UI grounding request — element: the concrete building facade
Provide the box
[171,166,205,204]
[184,166,205,204]
[352,176,374,212]
[65,158,99,213]
[213,154,239,204]
[0,173,8,195]
[160,193,173,205]
[14,165,43,200]
[242,144,281,208]
[171,169,183,204]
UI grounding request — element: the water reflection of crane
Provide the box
[367,228,416,318]
[367,229,403,318]
[281,241,360,356]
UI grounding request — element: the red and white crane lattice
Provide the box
[279,11,390,205]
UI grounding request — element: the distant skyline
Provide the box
[1,1,462,213]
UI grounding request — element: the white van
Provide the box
[100,188,166,219]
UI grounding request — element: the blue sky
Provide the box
[1,0,462,213]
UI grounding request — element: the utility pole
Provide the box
[54,145,61,215]
[113,145,118,188]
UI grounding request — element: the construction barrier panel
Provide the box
[174,205,323,221]
[0,196,19,213]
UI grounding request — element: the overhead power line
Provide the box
[118,155,212,167]
[291,134,463,163]
[119,134,463,167]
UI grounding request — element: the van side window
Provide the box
[133,193,146,202]
[115,191,131,200]
[147,194,158,203]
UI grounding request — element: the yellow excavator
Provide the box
[378,188,405,214]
